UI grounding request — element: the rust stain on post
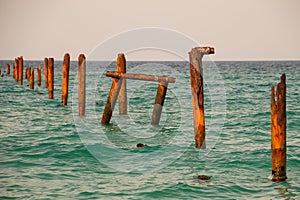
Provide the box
[26,67,31,80]
[44,58,48,88]
[151,82,168,125]
[189,47,214,149]
[117,53,127,115]
[18,56,23,85]
[25,68,28,80]
[271,74,287,181]
[101,78,123,124]
[15,58,19,82]
[48,58,54,99]
[29,68,34,90]
[28,68,31,80]
[6,64,10,75]
[37,65,41,86]
[62,53,70,105]
[78,54,86,116]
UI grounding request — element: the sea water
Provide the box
[0,60,299,199]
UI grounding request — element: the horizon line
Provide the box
[0,58,299,62]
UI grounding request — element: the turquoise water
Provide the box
[0,60,299,199]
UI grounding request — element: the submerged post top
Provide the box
[190,47,215,55]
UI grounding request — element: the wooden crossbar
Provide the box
[106,71,176,83]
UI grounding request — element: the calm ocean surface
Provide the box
[0,60,299,199]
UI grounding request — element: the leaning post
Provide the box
[151,81,168,125]
[101,78,123,124]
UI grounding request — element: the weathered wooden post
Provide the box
[18,56,23,85]
[117,53,127,114]
[37,64,41,86]
[6,64,10,75]
[62,53,70,105]
[189,47,214,149]
[29,68,34,90]
[78,54,86,116]
[13,59,17,81]
[151,82,168,125]
[28,68,31,80]
[13,66,15,79]
[48,58,54,99]
[101,78,123,124]
[26,67,31,80]
[44,58,48,88]
[15,58,19,82]
[25,68,28,79]
[104,71,175,124]
[271,74,287,181]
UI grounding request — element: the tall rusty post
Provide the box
[117,53,127,115]
[37,64,41,86]
[151,82,168,125]
[15,58,19,82]
[48,58,54,99]
[18,56,23,85]
[62,53,70,105]
[29,68,34,90]
[271,74,287,181]
[44,58,49,88]
[189,47,214,149]
[6,64,10,75]
[14,58,19,82]
[78,54,86,116]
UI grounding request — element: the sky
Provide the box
[0,0,299,61]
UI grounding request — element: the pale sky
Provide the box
[0,0,299,61]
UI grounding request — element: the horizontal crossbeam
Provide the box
[106,71,176,83]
